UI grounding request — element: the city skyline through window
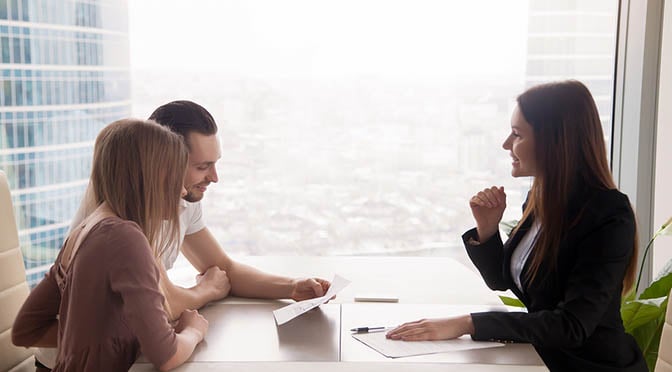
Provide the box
[129,0,618,258]
[1,0,620,285]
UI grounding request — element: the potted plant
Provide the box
[621,217,672,371]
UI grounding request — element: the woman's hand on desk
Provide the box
[385,315,474,341]
[161,310,209,371]
[290,277,331,301]
[174,309,209,339]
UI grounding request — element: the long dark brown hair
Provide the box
[515,80,637,294]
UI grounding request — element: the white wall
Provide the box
[653,2,672,276]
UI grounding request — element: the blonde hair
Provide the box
[90,119,188,316]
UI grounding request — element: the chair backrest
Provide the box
[656,288,672,372]
[0,170,34,371]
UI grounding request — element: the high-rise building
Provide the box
[0,0,131,286]
[526,0,619,140]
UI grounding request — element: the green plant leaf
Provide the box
[499,220,518,237]
[621,257,672,370]
[630,314,664,372]
[640,271,672,300]
[622,287,637,305]
[498,295,526,308]
[621,297,666,333]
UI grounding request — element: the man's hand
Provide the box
[196,266,231,302]
[290,278,331,301]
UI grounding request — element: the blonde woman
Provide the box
[12,119,208,371]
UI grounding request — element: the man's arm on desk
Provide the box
[162,264,230,320]
[181,227,330,301]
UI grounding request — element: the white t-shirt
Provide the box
[164,199,207,269]
[36,186,207,367]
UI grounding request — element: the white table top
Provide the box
[131,362,547,372]
[340,303,544,365]
[167,255,502,305]
[132,303,547,372]
[137,303,341,364]
[132,256,548,372]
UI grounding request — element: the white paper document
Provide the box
[273,274,350,325]
[352,332,505,358]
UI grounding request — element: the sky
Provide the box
[128,0,529,79]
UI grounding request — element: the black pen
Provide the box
[350,326,389,333]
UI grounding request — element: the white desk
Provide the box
[341,303,543,365]
[167,255,502,305]
[137,303,341,364]
[132,362,547,372]
[132,256,548,372]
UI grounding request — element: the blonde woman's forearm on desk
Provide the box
[160,309,208,371]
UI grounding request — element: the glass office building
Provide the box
[526,0,619,139]
[0,0,130,286]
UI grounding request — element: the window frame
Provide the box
[612,0,665,291]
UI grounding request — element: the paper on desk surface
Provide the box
[273,274,350,326]
[352,332,504,358]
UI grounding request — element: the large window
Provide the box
[0,0,131,287]
[129,0,620,258]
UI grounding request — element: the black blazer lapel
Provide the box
[503,216,534,304]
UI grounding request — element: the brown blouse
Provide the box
[13,217,177,371]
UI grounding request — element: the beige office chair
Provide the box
[656,288,672,372]
[0,170,34,371]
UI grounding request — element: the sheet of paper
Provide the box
[273,274,350,325]
[352,332,504,358]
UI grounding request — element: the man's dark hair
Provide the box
[148,101,218,145]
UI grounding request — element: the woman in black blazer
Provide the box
[386,80,647,372]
